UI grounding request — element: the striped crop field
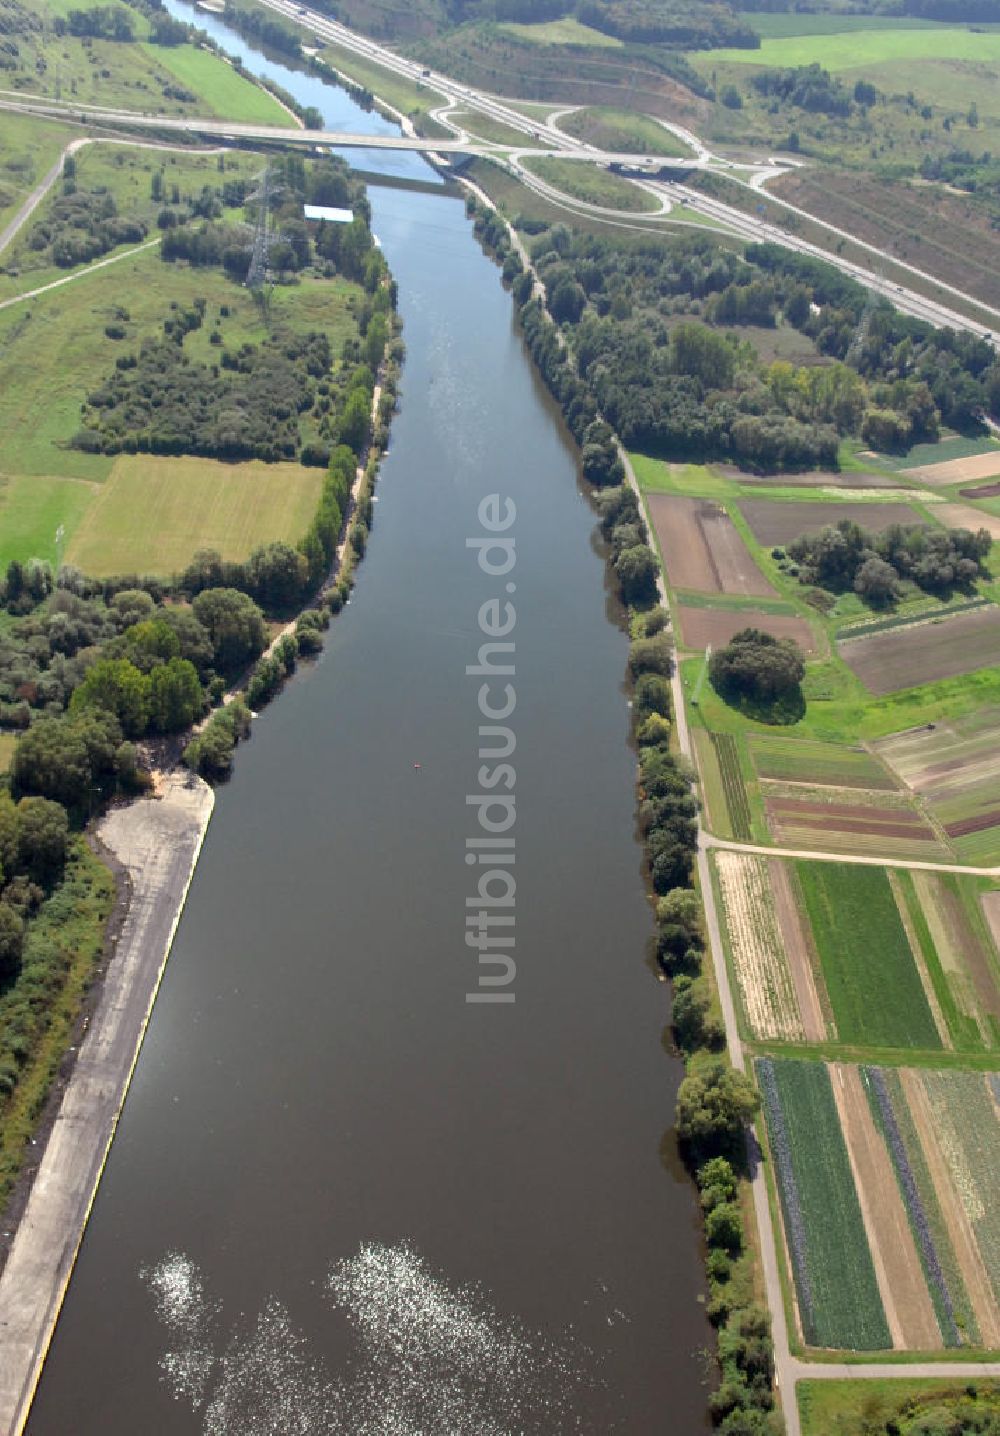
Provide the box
[711,731,752,841]
[715,852,804,1041]
[874,711,1000,864]
[758,1058,890,1350]
[748,734,896,790]
[794,862,942,1051]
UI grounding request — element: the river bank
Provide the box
[0,773,214,1436]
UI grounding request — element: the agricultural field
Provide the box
[646,494,775,597]
[931,504,1000,542]
[705,730,754,841]
[65,456,323,577]
[714,852,827,1042]
[760,1058,1000,1352]
[740,499,925,549]
[903,449,1000,488]
[839,606,1000,697]
[708,27,1000,71]
[0,474,97,572]
[757,1057,890,1350]
[749,734,896,790]
[894,871,1000,1052]
[794,862,941,1050]
[521,156,660,213]
[874,710,1000,864]
[676,605,816,656]
[764,787,948,861]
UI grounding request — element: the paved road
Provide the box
[0,774,214,1436]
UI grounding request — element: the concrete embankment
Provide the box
[0,772,214,1436]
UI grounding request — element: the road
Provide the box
[0,774,214,1436]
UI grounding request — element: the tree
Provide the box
[0,901,25,983]
[677,1054,760,1160]
[0,796,19,880]
[148,658,204,733]
[16,797,68,884]
[854,554,899,606]
[705,1202,743,1253]
[245,542,309,613]
[550,278,586,324]
[339,386,371,456]
[192,588,267,675]
[69,657,150,737]
[11,713,119,810]
[615,545,659,605]
[709,628,805,716]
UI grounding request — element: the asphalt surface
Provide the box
[0,774,214,1436]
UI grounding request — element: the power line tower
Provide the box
[246,166,275,315]
[846,253,887,369]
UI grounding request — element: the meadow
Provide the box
[500,17,622,46]
[139,45,296,126]
[65,457,324,577]
[708,28,1000,72]
[521,155,660,212]
[557,106,691,156]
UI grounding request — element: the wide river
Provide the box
[26,15,711,1433]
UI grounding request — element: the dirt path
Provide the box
[0,773,214,1436]
[705,832,1000,879]
[771,859,827,1043]
[902,1068,1000,1348]
[830,1063,942,1350]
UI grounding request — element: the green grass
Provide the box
[0,840,114,1209]
[0,734,16,773]
[708,27,1000,70]
[66,456,323,576]
[450,111,529,146]
[744,12,958,37]
[0,112,79,236]
[522,155,660,213]
[798,1378,1000,1436]
[141,43,296,124]
[758,1056,890,1350]
[499,17,622,46]
[749,734,896,789]
[795,862,941,1050]
[557,106,692,157]
[631,454,732,497]
[0,475,97,572]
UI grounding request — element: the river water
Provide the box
[26,15,711,1433]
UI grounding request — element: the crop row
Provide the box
[757,1058,889,1350]
[716,854,803,1041]
[922,1071,1000,1311]
[863,1066,958,1345]
[711,731,752,841]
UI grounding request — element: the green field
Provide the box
[557,106,692,157]
[798,1378,1000,1436]
[758,1056,889,1349]
[0,113,79,236]
[743,12,958,37]
[65,456,324,576]
[522,156,660,213]
[0,475,97,572]
[749,735,896,789]
[709,27,1000,70]
[795,863,941,1050]
[141,44,296,125]
[499,17,622,46]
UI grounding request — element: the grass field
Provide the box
[450,111,530,146]
[794,863,941,1051]
[744,12,955,37]
[798,1378,1000,1436]
[0,734,16,773]
[708,28,1000,70]
[758,1056,889,1350]
[140,44,295,125]
[0,474,97,571]
[521,156,659,213]
[557,106,691,157]
[65,456,323,576]
[499,17,622,46]
[0,113,79,237]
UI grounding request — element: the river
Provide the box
[25,13,711,1433]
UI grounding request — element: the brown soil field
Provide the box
[946,809,1000,837]
[839,606,1000,695]
[830,1063,942,1350]
[767,807,935,841]
[769,167,1000,311]
[933,503,1000,541]
[740,499,922,547]
[915,874,1000,1037]
[646,494,775,596]
[724,468,898,490]
[677,605,815,654]
[961,482,1000,500]
[904,451,1000,487]
[771,858,827,1041]
[902,1069,1000,1347]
